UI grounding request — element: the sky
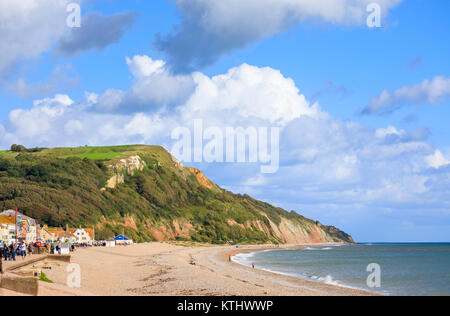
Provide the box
[0,0,449,242]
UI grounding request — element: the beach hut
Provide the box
[114,235,133,245]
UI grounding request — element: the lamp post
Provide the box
[15,208,18,245]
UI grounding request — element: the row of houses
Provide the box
[46,226,95,244]
[0,210,95,244]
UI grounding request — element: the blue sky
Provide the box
[0,0,449,242]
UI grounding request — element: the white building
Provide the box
[0,210,38,243]
[68,228,95,244]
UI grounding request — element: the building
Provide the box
[40,225,56,242]
[1,209,97,244]
[67,228,95,244]
[47,227,66,241]
[22,217,37,244]
[114,234,133,245]
[0,215,16,244]
[0,210,38,243]
[47,226,95,244]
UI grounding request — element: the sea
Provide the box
[232,243,450,296]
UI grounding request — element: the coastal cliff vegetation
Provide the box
[0,145,354,244]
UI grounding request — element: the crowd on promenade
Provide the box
[0,239,130,265]
[0,241,34,262]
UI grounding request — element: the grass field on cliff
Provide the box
[0,145,354,244]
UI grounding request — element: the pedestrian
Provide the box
[20,243,27,260]
[2,243,8,261]
[9,243,16,261]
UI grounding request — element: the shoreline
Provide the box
[225,244,380,296]
[3,242,379,296]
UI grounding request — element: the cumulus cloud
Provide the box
[425,150,450,169]
[0,0,71,78]
[1,56,449,241]
[54,12,136,57]
[0,1,136,85]
[126,55,166,79]
[3,94,75,144]
[1,59,316,145]
[93,57,316,123]
[181,63,318,125]
[155,0,402,72]
[0,93,167,148]
[361,76,450,115]
[94,56,196,113]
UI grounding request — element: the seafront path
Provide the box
[1,254,48,273]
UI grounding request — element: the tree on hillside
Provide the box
[10,144,27,152]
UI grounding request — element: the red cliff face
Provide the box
[188,167,218,190]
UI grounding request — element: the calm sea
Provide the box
[232,243,450,296]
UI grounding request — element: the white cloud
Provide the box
[362,76,450,115]
[156,0,402,71]
[375,126,403,138]
[0,56,449,240]
[94,59,316,125]
[4,94,74,144]
[425,150,450,169]
[0,1,135,86]
[126,56,166,79]
[95,56,196,113]
[181,63,318,125]
[0,0,71,78]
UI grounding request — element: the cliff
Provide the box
[0,145,354,244]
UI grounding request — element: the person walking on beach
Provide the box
[252,263,255,269]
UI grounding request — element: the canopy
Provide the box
[114,235,130,241]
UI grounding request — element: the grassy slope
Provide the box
[0,145,353,244]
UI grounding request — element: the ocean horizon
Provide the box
[232,243,450,296]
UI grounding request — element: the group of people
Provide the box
[46,241,77,254]
[0,241,33,262]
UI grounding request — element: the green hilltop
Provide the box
[0,145,354,244]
